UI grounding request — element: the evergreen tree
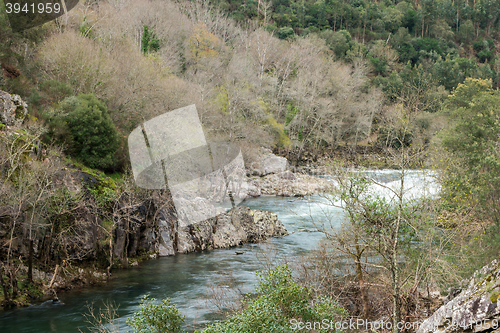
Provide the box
[141,25,160,54]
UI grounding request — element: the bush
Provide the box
[200,265,347,333]
[377,127,413,148]
[142,25,160,54]
[321,29,352,59]
[40,80,73,103]
[127,295,185,333]
[278,27,295,40]
[45,94,120,170]
[473,39,495,63]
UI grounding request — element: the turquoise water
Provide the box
[0,195,344,333]
[0,170,438,332]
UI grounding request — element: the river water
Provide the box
[0,170,439,333]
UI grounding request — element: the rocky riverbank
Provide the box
[247,171,334,197]
[156,205,287,256]
[245,147,334,197]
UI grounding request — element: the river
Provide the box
[0,170,439,332]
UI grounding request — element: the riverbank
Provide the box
[0,204,288,309]
[0,170,446,332]
[0,136,430,311]
[0,194,343,332]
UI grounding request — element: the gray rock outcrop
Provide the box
[156,205,288,256]
[250,171,334,197]
[249,147,289,176]
[0,90,28,126]
[417,259,500,333]
[246,148,333,197]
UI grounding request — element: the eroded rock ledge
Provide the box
[417,259,500,333]
[156,205,288,256]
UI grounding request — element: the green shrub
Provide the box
[278,27,295,40]
[321,30,352,59]
[199,265,347,333]
[40,80,73,103]
[45,94,119,170]
[127,295,185,333]
[142,25,160,54]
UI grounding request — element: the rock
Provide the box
[92,271,107,280]
[280,170,296,180]
[157,211,176,256]
[250,171,334,197]
[417,259,500,333]
[0,90,28,126]
[244,181,261,198]
[155,205,288,256]
[249,147,289,176]
[139,227,156,253]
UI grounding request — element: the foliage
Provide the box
[39,80,73,103]
[321,29,352,59]
[44,94,120,170]
[127,295,185,333]
[440,78,500,223]
[200,265,347,333]
[189,22,220,61]
[378,127,413,148]
[277,27,294,40]
[267,115,291,148]
[141,25,160,54]
[473,39,495,63]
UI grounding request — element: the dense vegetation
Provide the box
[215,0,500,112]
[2,0,500,331]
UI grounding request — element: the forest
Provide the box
[1,0,500,332]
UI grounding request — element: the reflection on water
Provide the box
[0,170,438,333]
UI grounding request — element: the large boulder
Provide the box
[417,259,500,333]
[156,205,288,256]
[0,90,28,126]
[249,147,289,176]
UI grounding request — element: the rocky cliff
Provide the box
[417,259,500,333]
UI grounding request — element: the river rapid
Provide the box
[0,170,439,333]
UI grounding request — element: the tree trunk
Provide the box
[107,237,113,277]
[0,264,11,308]
[422,16,424,37]
[363,21,366,44]
[27,239,33,283]
[392,266,401,333]
[48,264,59,289]
[355,243,370,319]
[392,157,405,333]
[8,267,18,299]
